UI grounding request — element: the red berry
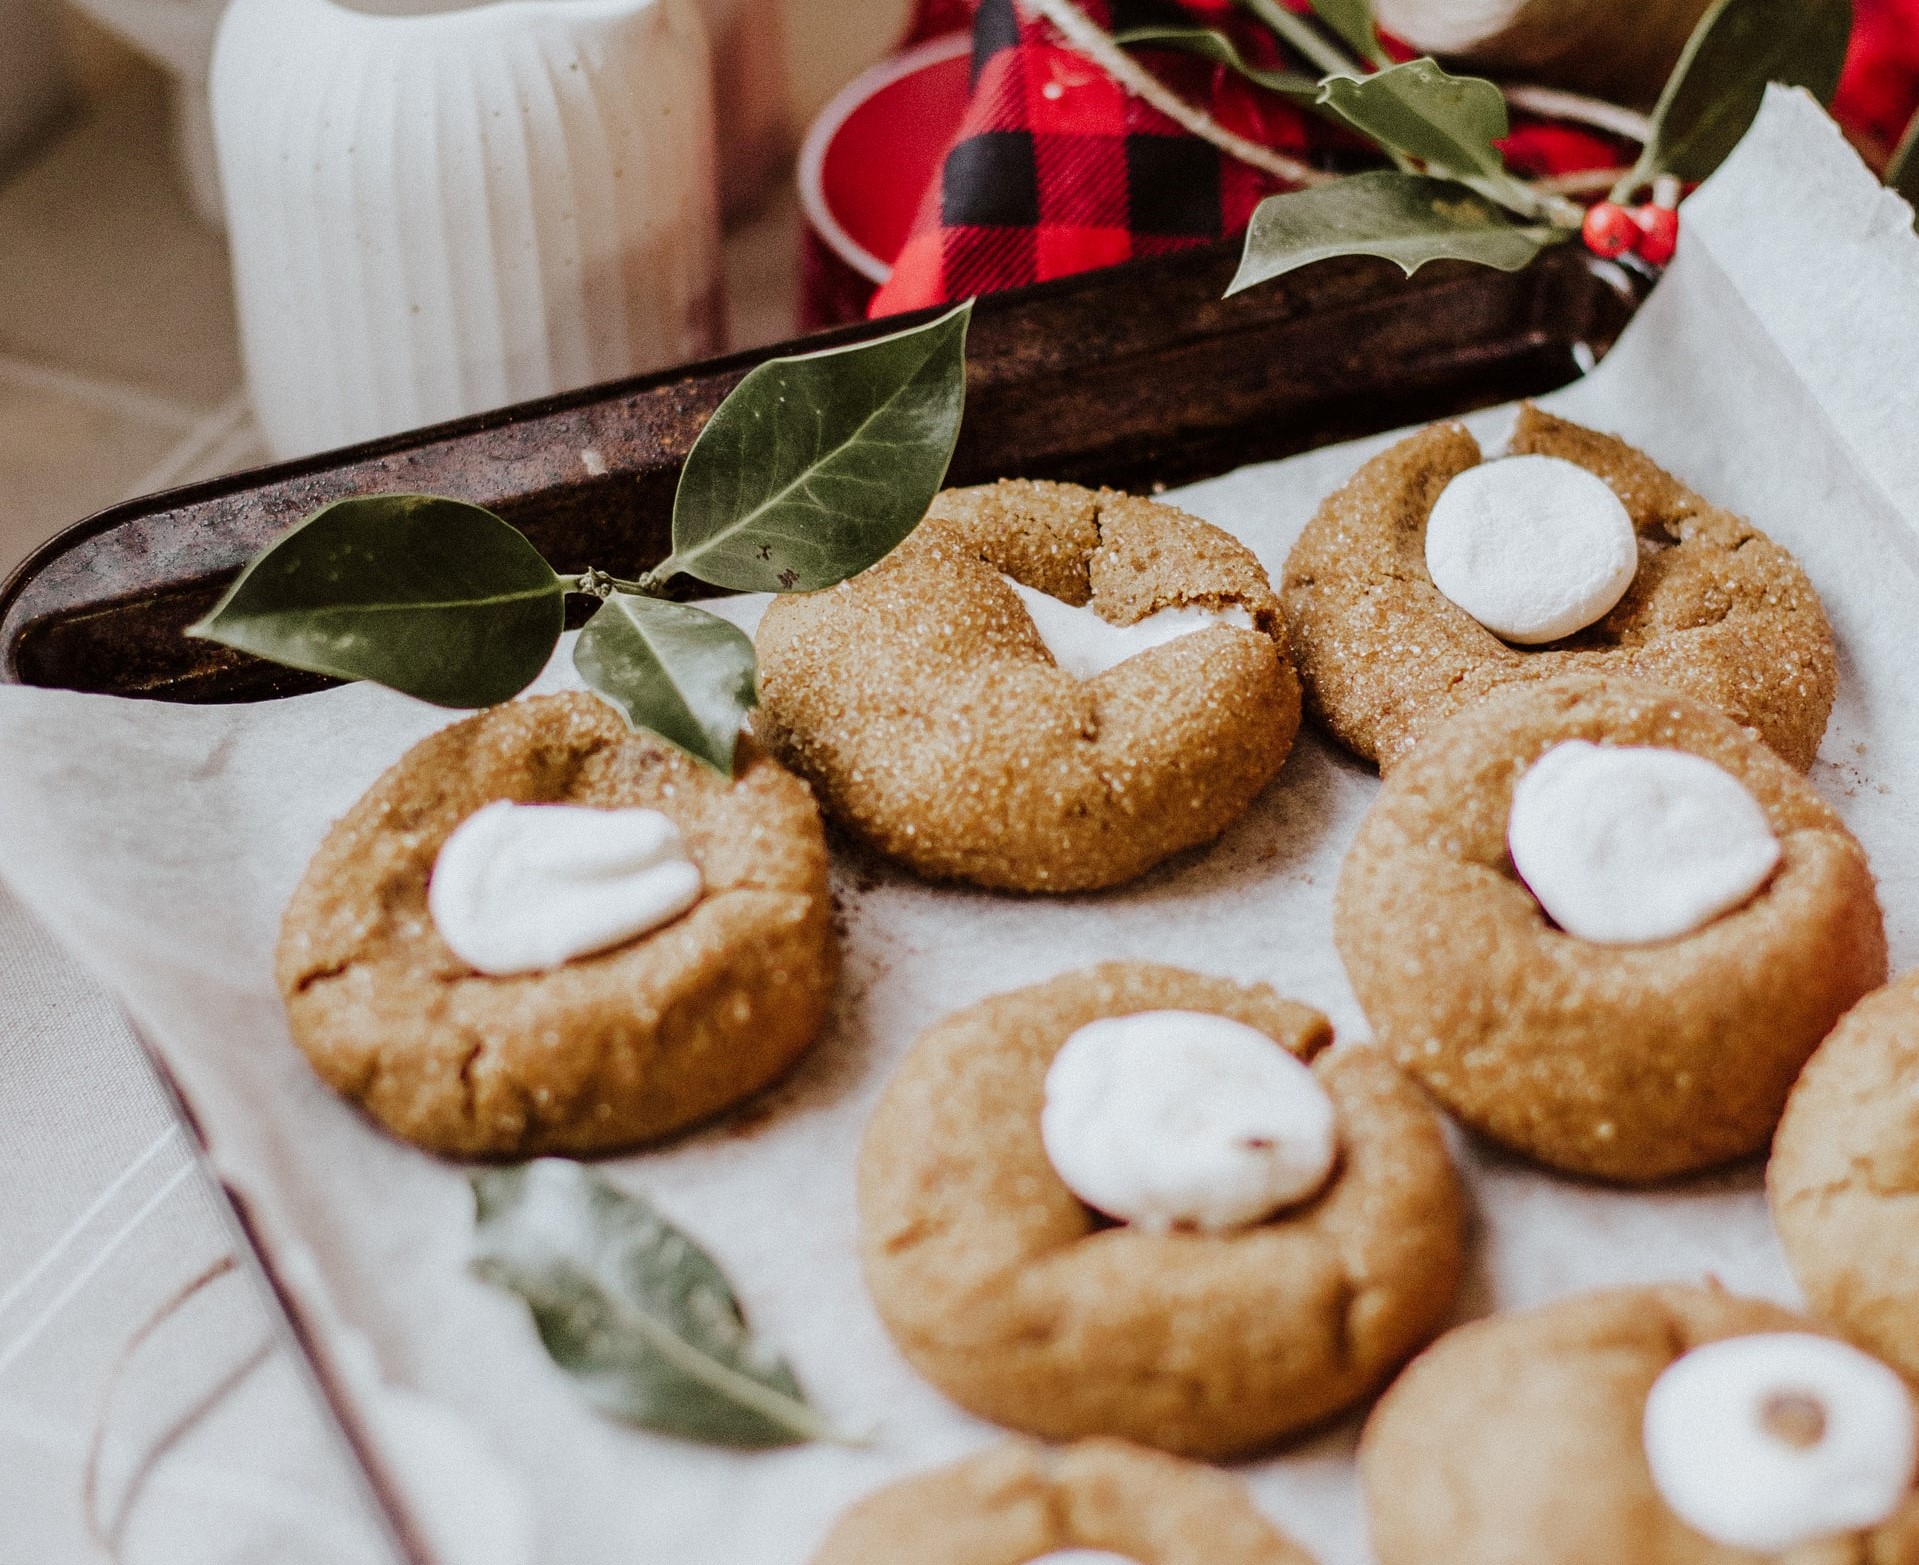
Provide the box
[1582,201,1637,259]
[1635,204,1680,266]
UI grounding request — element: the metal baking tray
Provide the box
[1,240,1639,704]
[0,237,1642,1564]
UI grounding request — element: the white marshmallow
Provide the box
[1643,1332,1917,1552]
[429,800,702,976]
[1425,454,1638,643]
[1507,740,1780,944]
[1026,1554,1144,1565]
[1040,1010,1337,1233]
[1003,576,1255,680]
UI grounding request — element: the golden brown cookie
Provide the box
[1358,1284,1919,1565]
[1282,405,1836,772]
[856,963,1465,1458]
[1335,675,1885,1182]
[753,479,1301,892]
[811,1439,1314,1565]
[1772,971,1919,1383]
[276,692,836,1157]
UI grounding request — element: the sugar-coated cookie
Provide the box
[1282,405,1836,772]
[1772,970,1919,1383]
[856,964,1464,1457]
[810,1439,1314,1565]
[277,692,836,1157]
[1336,675,1885,1182]
[1358,1285,1919,1564]
[753,479,1300,892]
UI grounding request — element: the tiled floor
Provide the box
[0,61,802,582]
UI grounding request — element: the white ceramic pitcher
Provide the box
[212,0,721,459]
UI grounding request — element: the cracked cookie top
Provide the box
[854,963,1464,1458]
[275,692,836,1157]
[752,479,1301,893]
[1772,968,1919,1386]
[1282,406,1836,773]
[811,1438,1315,1565]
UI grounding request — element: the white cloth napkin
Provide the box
[0,86,1915,1565]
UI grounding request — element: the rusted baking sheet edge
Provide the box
[0,241,1638,704]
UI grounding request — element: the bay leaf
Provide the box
[1308,0,1388,66]
[1113,24,1318,99]
[1227,170,1559,294]
[1318,58,1528,210]
[472,1161,840,1449]
[1631,0,1852,189]
[665,301,971,594]
[572,592,757,776]
[188,494,563,709]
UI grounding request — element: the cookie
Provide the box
[276,692,837,1157]
[856,963,1465,1457]
[753,479,1301,892]
[1772,970,1919,1383]
[1358,1285,1919,1564]
[1335,675,1885,1181]
[1282,405,1836,772]
[811,1439,1313,1565]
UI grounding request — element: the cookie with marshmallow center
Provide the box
[856,963,1464,1458]
[752,479,1300,892]
[277,692,837,1157]
[1335,675,1884,1181]
[1358,1285,1919,1565]
[1282,404,1836,771]
[809,1439,1314,1565]
[1771,969,1919,1388]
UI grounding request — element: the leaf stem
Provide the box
[1502,85,1652,145]
[558,567,667,600]
[594,1273,864,1447]
[1533,165,1636,196]
[1026,0,1335,187]
[1236,0,1357,78]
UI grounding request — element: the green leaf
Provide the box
[572,592,757,775]
[1630,0,1852,190]
[1113,24,1318,99]
[1227,170,1560,294]
[1887,112,1919,227]
[665,301,971,594]
[1318,59,1536,213]
[188,494,563,708]
[1309,0,1388,66]
[472,1161,840,1449]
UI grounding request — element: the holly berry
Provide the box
[1582,201,1638,260]
[1635,204,1680,266]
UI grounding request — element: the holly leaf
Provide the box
[1227,170,1560,293]
[1309,0,1388,66]
[664,302,970,594]
[1887,112,1919,228]
[1629,0,1852,190]
[472,1161,842,1449]
[1114,24,1318,99]
[1318,58,1531,211]
[572,593,756,775]
[187,494,563,708]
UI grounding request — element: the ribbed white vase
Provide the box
[212,0,721,460]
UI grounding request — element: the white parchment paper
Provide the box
[3,88,1918,1565]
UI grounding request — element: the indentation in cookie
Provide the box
[752,479,1302,892]
[1281,405,1837,771]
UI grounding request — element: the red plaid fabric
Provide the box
[873,0,1919,319]
[872,0,1366,316]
